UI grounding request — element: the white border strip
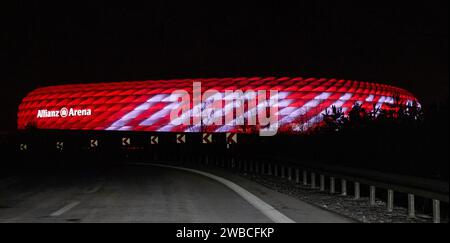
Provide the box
[137,163,295,223]
[50,201,80,217]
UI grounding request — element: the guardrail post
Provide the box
[433,199,440,223]
[295,168,300,184]
[387,189,394,212]
[370,186,376,206]
[311,173,316,189]
[407,194,415,219]
[274,164,278,177]
[303,171,308,186]
[281,165,285,178]
[288,167,292,181]
[341,179,347,196]
[320,175,325,192]
[330,177,335,194]
[354,182,360,200]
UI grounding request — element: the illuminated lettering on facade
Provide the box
[37,107,92,118]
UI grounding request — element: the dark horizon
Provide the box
[1,1,448,131]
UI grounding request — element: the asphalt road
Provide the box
[0,165,352,223]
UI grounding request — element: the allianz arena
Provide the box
[18,77,419,134]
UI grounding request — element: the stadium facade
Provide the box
[18,77,419,134]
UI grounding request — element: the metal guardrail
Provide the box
[228,156,448,223]
[281,159,449,202]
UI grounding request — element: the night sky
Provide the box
[1,1,448,131]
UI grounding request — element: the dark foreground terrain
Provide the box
[0,164,351,223]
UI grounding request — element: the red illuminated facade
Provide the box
[18,77,419,134]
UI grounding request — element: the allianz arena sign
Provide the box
[37,107,92,119]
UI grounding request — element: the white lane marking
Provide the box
[134,163,295,223]
[84,184,102,194]
[50,201,80,217]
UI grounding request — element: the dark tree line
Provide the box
[310,99,448,180]
[321,101,424,133]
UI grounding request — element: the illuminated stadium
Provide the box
[18,77,419,134]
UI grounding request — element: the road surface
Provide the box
[0,164,352,223]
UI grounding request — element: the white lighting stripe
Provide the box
[158,124,175,132]
[384,97,393,105]
[133,93,189,128]
[169,92,222,129]
[278,107,297,116]
[339,93,353,101]
[366,95,375,102]
[214,93,290,133]
[243,92,332,133]
[276,92,333,127]
[302,93,354,130]
[375,96,387,110]
[139,102,180,126]
[176,91,289,133]
[215,92,292,127]
[118,126,134,131]
[106,95,160,130]
[157,92,229,132]
[217,97,293,128]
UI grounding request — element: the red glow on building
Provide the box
[18,77,419,134]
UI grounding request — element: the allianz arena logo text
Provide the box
[37,107,92,119]
[169,82,280,136]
